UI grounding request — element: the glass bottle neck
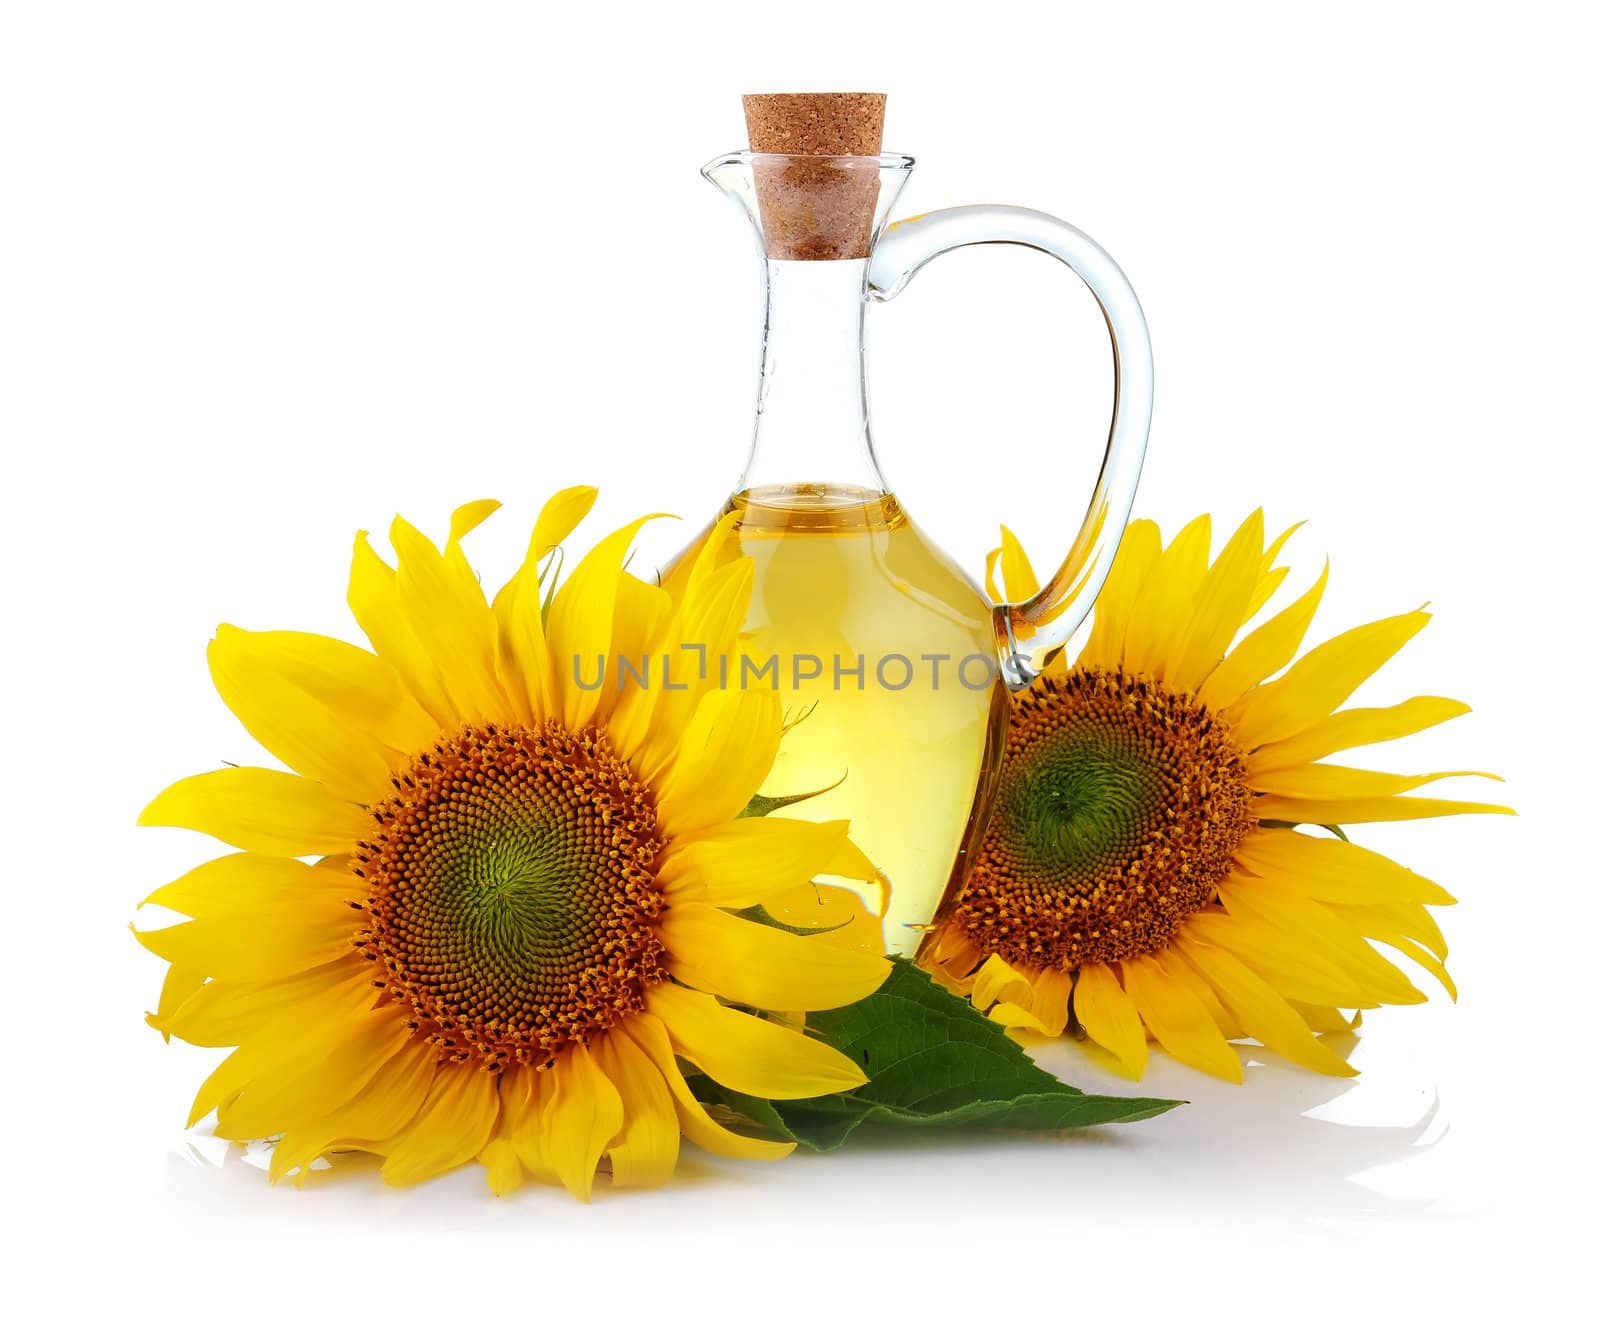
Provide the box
[738,257,887,496]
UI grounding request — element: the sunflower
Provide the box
[925,512,1510,1083]
[135,490,890,1198]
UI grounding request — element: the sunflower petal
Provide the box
[1174,934,1357,1076]
[1248,696,1472,770]
[208,626,425,799]
[625,1013,795,1161]
[1252,793,1515,824]
[139,851,358,917]
[659,904,890,1011]
[1166,509,1267,693]
[1219,876,1427,1002]
[1073,962,1148,1076]
[1326,903,1458,1001]
[545,514,667,730]
[135,903,358,981]
[1252,763,1501,800]
[268,1039,439,1183]
[1225,608,1430,749]
[139,767,369,856]
[1079,519,1162,670]
[654,686,782,837]
[1199,562,1328,712]
[970,954,1033,1011]
[379,1061,500,1187]
[647,984,867,1099]
[657,818,872,908]
[540,1044,624,1201]
[997,524,1041,603]
[1122,515,1212,678]
[594,1028,680,1189]
[216,1008,413,1140]
[388,514,509,724]
[348,532,457,727]
[1234,828,1457,906]
[1119,953,1241,1082]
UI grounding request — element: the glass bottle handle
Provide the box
[867,205,1154,688]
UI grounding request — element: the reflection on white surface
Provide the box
[161,1028,1453,1241]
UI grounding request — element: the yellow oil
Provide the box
[666,484,1007,958]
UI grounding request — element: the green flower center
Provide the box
[954,667,1252,971]
[354,723,666,1069]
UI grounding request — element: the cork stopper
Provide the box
[742,93,887,261]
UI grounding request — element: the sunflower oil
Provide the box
[668,484,1006,958]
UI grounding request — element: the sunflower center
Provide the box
[953,667,1252,971]
[353,722,666,1069]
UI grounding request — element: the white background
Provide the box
[3,1,1595,1328]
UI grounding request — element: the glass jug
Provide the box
[666,147,1153,958]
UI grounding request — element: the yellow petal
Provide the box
[1292,1002,1361,1034]
[148,964,206,1042]
[1121,515,1212,678]
[379,1061,500,1186]
[159,958,363,1047]
[1183,907,1377,1008]
[983,545,1003,602]
[970,954,1033,1011]
[184,971,373,1126]
[1166,509,1266,693]
[541,1044,624,1202]
[587,572,676,741]
[594,1028,680,1189]
[1244,521,1305,620]
[208,626,430,799]
[140,767,369,856]
[1233,828,1457,905]
[998,524,1041,603]
[630,558,758,779]
[1073,962,1148,1076]
[647,984,867,1099]
[660,904,889,1011]
[532,485,599,557]
[139,851,357,917]
[388,513,509,724]
[1199,562,1328,713]
[625,1013,795,1162]
[1225,608,1430,749]
[216,1008,413,1140]
[269,1039,439,1183]
[1251,763,1501,800]
[654,686,782,838]
[658,818,873,908]
[488,489,596,728]
[1173,935,1356,1076]
[1218,876,1427,1003]
[1119,953,1241,1082]
[545,514,667,730]
[758,882,887,956]
[135,902,358,981]
[1078,519,1162,670]
[348,531,457,727]
[1022,964,1073,1037]
[478,1065,539,1196]
[1252,793,1515,823]
[1325,903,1457,1001]
[1149,944,1243,1038]
[1248,696,1472,770]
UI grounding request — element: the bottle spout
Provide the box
[701,150,914,261]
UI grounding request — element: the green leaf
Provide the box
[689,959,1180,1151]
[736,775,846,820]
[727,903,840,936]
